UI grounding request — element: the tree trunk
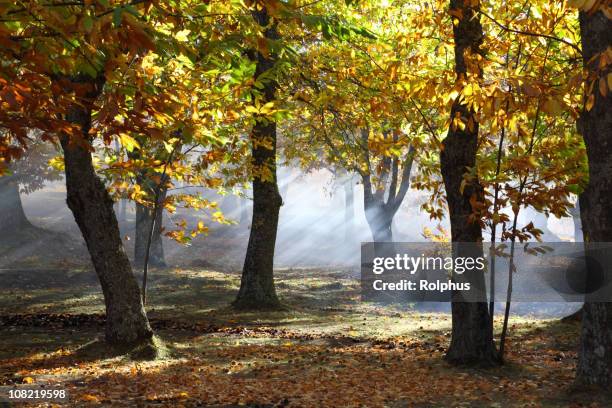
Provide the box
[571,200,583,242]
[364,203,393,242]
[441,0,496,366]
[575,9,612,388]
[118,199,127,224]
[0,176,32,232]
[60,76,153,347]
[233,7,282,310]
[134,187,167,268]
[360,130,414,243]
[344,177,355,242]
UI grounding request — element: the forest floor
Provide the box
[0,267,609,407]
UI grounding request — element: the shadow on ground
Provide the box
[0,267,609,407]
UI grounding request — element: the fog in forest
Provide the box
[13,168,575,261]
[3,166,580,317]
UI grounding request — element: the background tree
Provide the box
[0,141,60,234]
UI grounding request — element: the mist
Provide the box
[10,165,578,269]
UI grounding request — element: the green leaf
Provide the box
[124,5,141,17]
[113,7,123,28]
[83,15,94,32]
[567,184,582,194]
[81,63,98,79]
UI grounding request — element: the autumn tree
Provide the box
[233,3,284,310]
[285,3,424,243]
[0,1,216,349]
[440,0,496,365]
[315,126,415,242]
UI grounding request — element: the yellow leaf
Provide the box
[463,83,473,96]
[260,101,275,115]
[154,112,169,125]
[49,156,65,171]
[175,29,190,42]
[119,133,140,152]
[446,90,459,103]
[23,376,34,384]
[608,73,612,92]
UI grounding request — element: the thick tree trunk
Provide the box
[364,203,393,242]
[441,0,496,366]
[575,9,612,388]
[0,176,32,233]
[233,7,282,310]
[60,76,153,347]
[134,187,167,268]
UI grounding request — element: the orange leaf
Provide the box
[585,94,595,111]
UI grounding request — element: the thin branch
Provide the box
[479,10,582,55]
[141,140,179,305]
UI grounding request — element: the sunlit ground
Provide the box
[0,267,608,407]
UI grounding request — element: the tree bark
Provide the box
[441,0,496,366]
[233,7,282,310]
[135,187,167,268]
[575,9,612,388]
[0,176,32,233]
[59,76,153,347]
